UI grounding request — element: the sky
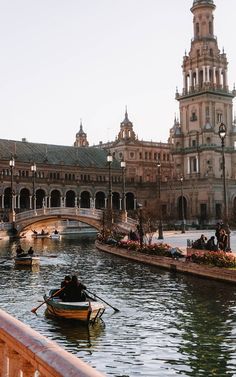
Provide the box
[0,0,236,147]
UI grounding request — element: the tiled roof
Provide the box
[0,139,120,169]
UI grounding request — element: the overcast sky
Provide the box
[0,0,235,147]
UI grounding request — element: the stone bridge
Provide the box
[14,207,137,234]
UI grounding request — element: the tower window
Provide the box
[190,156,198,172]
[190,112,197,121]
[209,21,212,35]
[196,23,199,37]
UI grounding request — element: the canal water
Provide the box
[0,236,236,377]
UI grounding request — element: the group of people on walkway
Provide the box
[16,245,34,257]
[192,223,229,252]
[60,275,87,302]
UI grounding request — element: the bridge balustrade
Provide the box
[15,207,104,223]
[0,309,105,377]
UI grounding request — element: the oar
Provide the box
[85,289,120,312]
[31,287,64,314]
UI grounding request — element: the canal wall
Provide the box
[95,241,236,285]
[0,308,105,377]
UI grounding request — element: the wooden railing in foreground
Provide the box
[0,309,105,377]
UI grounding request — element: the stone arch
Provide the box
[51,189,61,207]
[80,191,90,208]
[177,195,187,221]
[65,190,76,207]
[36,189,46,208]
[126,192,135,210]
[112,192,120,210]
[19,188,30,210]
[4,187,11,209]
[95,191,105,209]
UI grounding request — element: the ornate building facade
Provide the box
[0,0,235,228]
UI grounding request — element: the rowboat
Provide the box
[14,256,40,266]
[50,232,61,240]
[44,289,106,323]
[31,233,49,239]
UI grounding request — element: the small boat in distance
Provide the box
[31,230,49,239]
[44,289,106,323]
[50,231,61,240]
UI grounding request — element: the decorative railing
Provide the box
[0,309,105,377]
[15,207,104,223]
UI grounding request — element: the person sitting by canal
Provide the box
[170,247,183,260]
[215,222,223,247]
[218,229,228,252]
[16,245,26,257]
[192,234,207,249]
[205,236,218,251]
[27,246,34,255]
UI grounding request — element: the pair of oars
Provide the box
[31,287,119,314]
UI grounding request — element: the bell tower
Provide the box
[173,0,235,180]
[170,0,236,225]
[74,120,89,147]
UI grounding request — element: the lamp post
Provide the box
[121,158,127,222]
[157,160,163,239]
[9,156,15,223]
[107,151,113,230]
[180,175,185,233]
[218,122,230,250]
[31,162,37,212]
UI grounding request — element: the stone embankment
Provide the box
[95,241,236,285]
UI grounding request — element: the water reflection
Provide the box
[45,315,106,353]
[0,237,236,376]
[171,276,236,377]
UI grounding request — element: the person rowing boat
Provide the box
[60,274,87,302]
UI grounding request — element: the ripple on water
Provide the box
[1,239,236,376]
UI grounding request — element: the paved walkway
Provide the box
[150,229,236,254]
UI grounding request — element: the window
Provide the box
[190,156,198,172]
[217,113,223,123]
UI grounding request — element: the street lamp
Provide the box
[9,157,15,213]
[218,122,230,250]
[157,160,163,239]
[31,162,37,212]
[180,175,185,233]
[107,151,113,229]
[121,158,127,222]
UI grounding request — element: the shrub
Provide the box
[191,251,236,268]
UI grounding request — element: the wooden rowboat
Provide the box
[44,289,106,323]
[31,232,49,239]
[50,233,61,240]
[14,256,40,266]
